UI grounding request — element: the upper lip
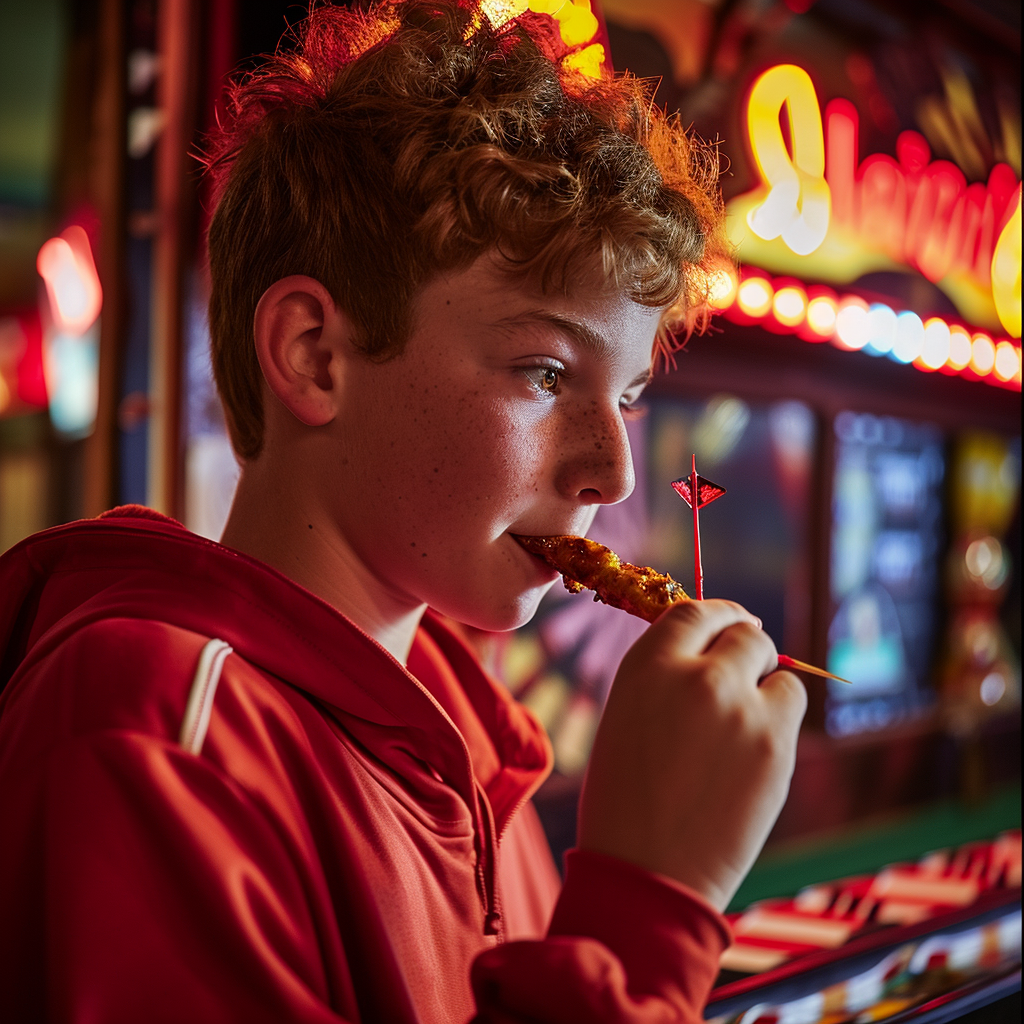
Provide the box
[510,527,584,540]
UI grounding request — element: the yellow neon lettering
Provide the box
[746,64,831,256]
[991,185,1022,338]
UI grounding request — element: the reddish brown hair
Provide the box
[203,0,728,459]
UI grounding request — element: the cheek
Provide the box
[380,392,539,517]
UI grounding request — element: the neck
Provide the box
[220,456,425,665]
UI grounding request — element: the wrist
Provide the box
[577,838,734,913]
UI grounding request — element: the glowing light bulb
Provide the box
[865,303,896,355]
[970,334,996,375]
[980,672,1006,706]
[918,318,950,370]
[892,311,924,363]
[806,294,837,336]
[707,267,738,309]
[994,341,1021,382]
[947,326,972,370]
[772,285,807,326]
[834,297,869,350]
[737,277,773,318]
[36,226,102,336]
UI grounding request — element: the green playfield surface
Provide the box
[728,784,1022,913]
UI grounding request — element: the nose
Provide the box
[555,404,635,506]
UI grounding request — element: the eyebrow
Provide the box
[493,310,653,390]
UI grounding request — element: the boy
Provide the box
[0,3,806,1021]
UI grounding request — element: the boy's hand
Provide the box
[577,600,807,912]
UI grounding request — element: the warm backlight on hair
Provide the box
[806,294,837,336]
[36,226,102,336]
[970,334,996,375]
[737,276,773,317]
[834,296,869,350]
[707,267,739,309]
[772,285,807,326]
[745,64,830,255]
[484,1,604,76]
[991,185,1021,339]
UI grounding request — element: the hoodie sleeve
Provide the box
[470,850,732,1023]
[9,729,353,1024]
[0,617,359,1024]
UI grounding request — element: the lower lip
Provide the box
[513,538,560,583]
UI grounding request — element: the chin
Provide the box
[441,581,554,634]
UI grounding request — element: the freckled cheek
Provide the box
[397,398,521,493]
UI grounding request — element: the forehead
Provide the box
[413,254,664,367]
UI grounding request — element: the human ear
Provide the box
[253,275,347,427]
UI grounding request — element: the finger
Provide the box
[759,669,809,722]
[648,599,761,659]
[703,620,780,684]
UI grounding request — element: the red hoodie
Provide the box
[0,508,730,1023]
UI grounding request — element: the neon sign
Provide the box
[728,66,1022,338]
[746,65,830,256]
[991,186,1021,339]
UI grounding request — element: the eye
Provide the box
[538,367,560,391]
[619,398,646,420]
[522,364,565,395]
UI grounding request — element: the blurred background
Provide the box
[0,0,1020,977]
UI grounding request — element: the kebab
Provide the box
[512,536,850,684]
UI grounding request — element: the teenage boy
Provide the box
[0,3,806,1022]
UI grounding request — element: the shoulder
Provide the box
[3,617,279,755]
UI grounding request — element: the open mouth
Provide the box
[511,534,562,580]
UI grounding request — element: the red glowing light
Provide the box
[806,293,838,336]
[737,275,774,318]
[824,100,1020,305]
[833,296,870,350]
[36,226,102,336]
[773,285,808,327]
[994,341,1021,382]
[714,266,1018,390]
[970,334,996,376]
[916,318,951,371]
[948,326,973,370]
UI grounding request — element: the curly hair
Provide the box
[203,0,728,459]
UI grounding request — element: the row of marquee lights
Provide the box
[707,268,1022,390]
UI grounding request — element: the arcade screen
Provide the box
[826,412,946,736]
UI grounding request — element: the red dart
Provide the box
[672,457,851,684]
[671,455,726,600]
